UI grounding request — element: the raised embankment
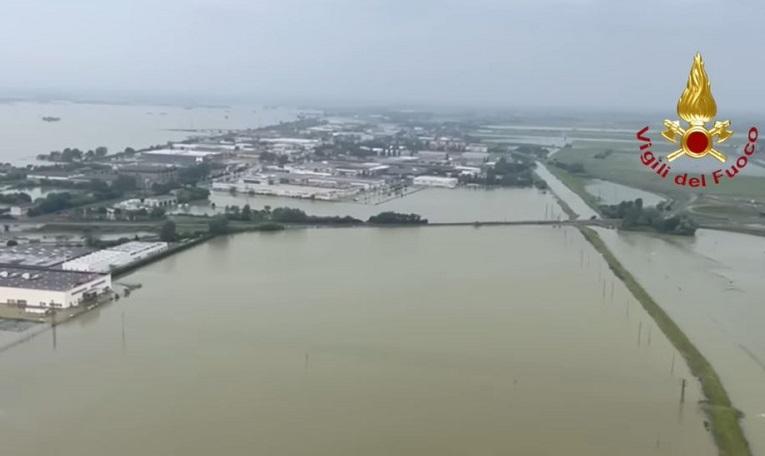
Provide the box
[579,226,750,456]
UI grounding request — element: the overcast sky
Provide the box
[1,0,764,110]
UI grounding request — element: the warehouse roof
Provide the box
[143,149,220,158]
[107,241,167,254]
[0,267,104,291]
[0,245,93,268]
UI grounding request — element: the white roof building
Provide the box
[413,175,458,188]
[62,242,168,273]
[0,267,111,310]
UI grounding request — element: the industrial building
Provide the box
[212,179,356,201]
[172,142,239,151]
[115,195,177,211]
[141,149,223,165]
[143,195,178,207]
[0,245,93,268]
[62,241,168,273]
[116,164,178,190]
[212,164,387,201]
[0,267,111,311]
[412,175,458,188]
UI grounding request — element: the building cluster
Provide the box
[206,117,497,201]
[2,114,529,222]
[61,241,168,273]
[212,162,389,200]
[0,241,167,314]
[111,140,237,190]
[113,194,178,212]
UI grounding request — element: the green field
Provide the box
[552,141,765,223]
[473,123,765,227]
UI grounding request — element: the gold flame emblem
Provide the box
[662,53,732,162]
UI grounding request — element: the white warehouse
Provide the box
[412,175,458,188]
[62,241,168,273]
[0,267,111,311]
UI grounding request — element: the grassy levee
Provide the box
[579,226,751,456]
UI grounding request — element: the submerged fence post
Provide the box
[121,312,126,353]
[680,378,686,403]
[51,309,57,350]
[671,353,675,374]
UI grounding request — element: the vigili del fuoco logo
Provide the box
[636,53,758,188]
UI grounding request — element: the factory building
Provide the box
[115,195,177,211]
[62,242,168,273]
[141,149,223,165]
[0,245,93,268]
[0,267,111,311]
[412,175,458,188]
[117,164,178,190]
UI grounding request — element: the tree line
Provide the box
[599,198,697,235]
[37,146,109,162]
[203,207,428,236]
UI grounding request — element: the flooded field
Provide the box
[595,227,765,454]
[182,187,567,223]
[585,179,665,206]
[0,101,296,164]
[0,226,714,455]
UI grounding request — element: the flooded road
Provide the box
[596,227,765,454]
[534,162,600,219]
[0,227,714,455]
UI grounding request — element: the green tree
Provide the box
[178,164,212,185]
[368,212,427,225]
[88,179,110,193]
[112,175,137,193]
[271,207,308,223]
[150,207,166,219]
[208,216,229,235]
[241,204,252,221]
[61,148,83,162]
[159,220,177,242]
[84,231,98,248]
[0,192,32,205]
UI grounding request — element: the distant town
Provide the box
[0,107,748,325]
[0,110,549,321]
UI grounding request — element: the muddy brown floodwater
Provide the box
[596,227,765,454]
[0,226,715,455]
